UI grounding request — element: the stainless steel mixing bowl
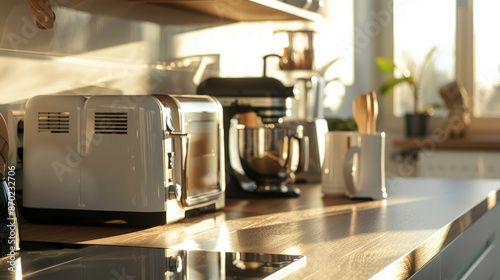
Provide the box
[237,124,308,191]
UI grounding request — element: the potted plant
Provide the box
[375,47,437,137]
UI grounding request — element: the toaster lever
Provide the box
[164,132,190,205]
[165,115,175,133]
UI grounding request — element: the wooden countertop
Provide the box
[19,178,500,279]
[393,136,500,150]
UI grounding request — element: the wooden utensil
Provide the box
[366,91,378,134]
[366,92,373,134]
[370,91,378,134]
[353,94,369,134]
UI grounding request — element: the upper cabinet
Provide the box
[129,0,322,22]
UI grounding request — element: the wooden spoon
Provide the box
[353,94,369,134]
[366,92,373,134]
[369,91,379,134]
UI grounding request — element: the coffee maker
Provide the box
[197,77,307,198]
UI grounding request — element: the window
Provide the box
[393,0,500,118]
[393,0,456,116]
[473,0,500,116]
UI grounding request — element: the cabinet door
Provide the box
[418,150,481,178]
[440,205,499,279]
[411,204,500,279]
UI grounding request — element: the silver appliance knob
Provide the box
[169,184,182,201]
[167,255,183,273]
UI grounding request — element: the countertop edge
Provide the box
[372,187,500,279]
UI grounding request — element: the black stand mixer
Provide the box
[197,77,307,198]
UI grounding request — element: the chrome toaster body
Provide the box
[23,95,225,226]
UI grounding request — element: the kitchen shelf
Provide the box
[130,0,322,22]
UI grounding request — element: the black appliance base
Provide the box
[22,207,167,227]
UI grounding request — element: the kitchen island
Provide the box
[18,178,500,279]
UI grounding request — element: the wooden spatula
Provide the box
[366,92,373,134]
[369,91,378,134]
[353,94,369,134]
[365,91,378,134]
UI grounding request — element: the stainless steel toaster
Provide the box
[22,94,225,226]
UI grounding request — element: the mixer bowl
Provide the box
[237,124,306,191]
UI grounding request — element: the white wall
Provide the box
[0,0,413,177]
[160,0,354,94]
[0,0,168,104]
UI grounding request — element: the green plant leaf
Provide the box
[375,57,396,74]
[380,78,409,94]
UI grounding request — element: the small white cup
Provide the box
[321,131,358,195]
[343,133,386,200]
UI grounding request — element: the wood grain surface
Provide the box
[19,178,500,279]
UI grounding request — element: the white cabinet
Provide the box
[418,150,500,179]
[411,204,500,279]
[483,153,500,179]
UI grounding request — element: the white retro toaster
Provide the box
[23,94,225,226]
